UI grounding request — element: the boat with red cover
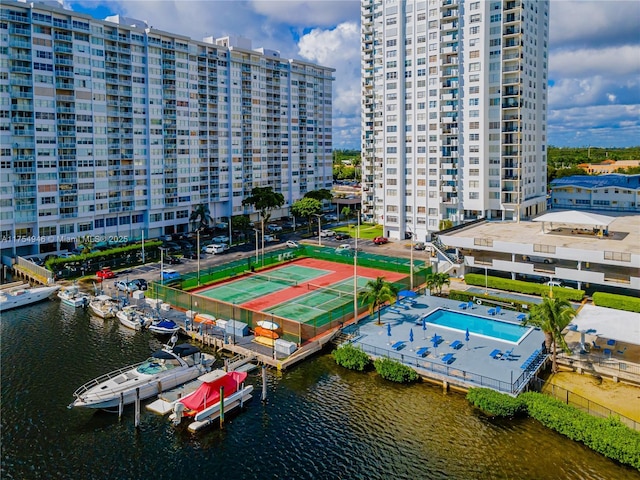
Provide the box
[170,370,253,432]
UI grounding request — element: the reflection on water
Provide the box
[1,301,637,480]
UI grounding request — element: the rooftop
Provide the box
[442,212,640,256]
[551,174,640,190]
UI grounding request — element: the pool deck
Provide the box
[348,293,547,395]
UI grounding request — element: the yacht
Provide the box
[70,337,215,411]
[0,285,59,312]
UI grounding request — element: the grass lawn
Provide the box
[333,223,382,239]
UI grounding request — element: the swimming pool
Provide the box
[423,308,531,344]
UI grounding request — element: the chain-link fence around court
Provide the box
[150,244,431,344]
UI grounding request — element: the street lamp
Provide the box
[313,214,322,246]
[484,266,488,295]
[159,247,166,286]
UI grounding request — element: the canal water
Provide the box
[2,301,637,480]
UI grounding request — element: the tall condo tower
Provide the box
[361,0,549,241]
[0,0,334,256]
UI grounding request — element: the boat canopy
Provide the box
[152,343,201,359]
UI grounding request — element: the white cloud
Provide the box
[250,0,359,27]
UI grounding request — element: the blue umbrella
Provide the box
[387,322,392,337]
[465,328,470,342]
[409,328,414,343]
[422,317,427,338]
[398,289,418,299]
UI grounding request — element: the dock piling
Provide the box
[118,392,124,419]
[261,365,268,403]
[219,386,225,429]
[134,388,140,428]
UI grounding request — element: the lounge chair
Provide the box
[495,306,502,315]
[567,324,578,331]
[488,308,497,316]
[388,307,403,314]
[501,348,514,360]
[458,303,467,310]
[441,353,455,364]
[391,341,405,351]
[606,339,616,346]
[591,340,601,350]
[517,313,527,321]
[467,301,474,310]
[617,347,627,355]
[603,348,612,357]
[449,340,462,350]
[416,347,429,358]
[489,349,502,359]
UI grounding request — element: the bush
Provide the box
[466,388,527,417]
[520,392,640,470]
[373,357,419,383]
[448,289,536,312]
[332,344,371,371]
[463,274,585,302]
[592,292,640,313]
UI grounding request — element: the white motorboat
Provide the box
[148,318,181,335]
[116,305,152,330]
[57,285,90,308]
[70,337,216,411]
[0,285,59,312]
[169,370,253,432]
[88,294,120,319]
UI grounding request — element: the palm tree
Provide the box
[522,296,576,373]
[189,203,213,232]
[425,272,450,296]
[358,276,399,325]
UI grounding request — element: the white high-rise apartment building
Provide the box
[0,0,334,256]
[361,0,549,242]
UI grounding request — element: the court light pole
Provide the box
[253,228,259,263]
[353,212,359,322]
[313,214,322,246]
[407,226,414,290]
[197,230,201,286]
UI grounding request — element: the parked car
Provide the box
[320,229,336,238]
[203,244,229,254]
[545,280,574,289]
[373,236,389,245]
[214,222,228,230]
[267,224,282,232]
[212,235,229,243]
[324,214,338,222]
[334,233,350,240]
[96,267,115,279]
[161,269,181,282]
[285,240,299,248]
[128,279,148,291]
[264,235,278,243]
[183,250,200,260]
[414,242,426,250]
[28,256,44,266]
[115,280,130,292]
[282,222,295,229]
[335,244,351,252]
[166,255,181,265]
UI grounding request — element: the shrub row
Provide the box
[448,289,535,312]
[467,388,640,470]
[332,344,419,384]
[46,241,162,272]
[592,292,640,313]
[463,273,585,302]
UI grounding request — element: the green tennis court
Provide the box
[197,265,331,304]
[265,277,372,324]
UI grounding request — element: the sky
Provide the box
[65,0,640,149]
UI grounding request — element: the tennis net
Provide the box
[307,283,354,299]
[246,271,298,287]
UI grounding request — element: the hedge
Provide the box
[592,292,640,313]
[463,273,585,302]
[448,289,536,312]
[373,357,419,383]
[467,388,640,470]
[332,344,372,372]
[46,241,162,272]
